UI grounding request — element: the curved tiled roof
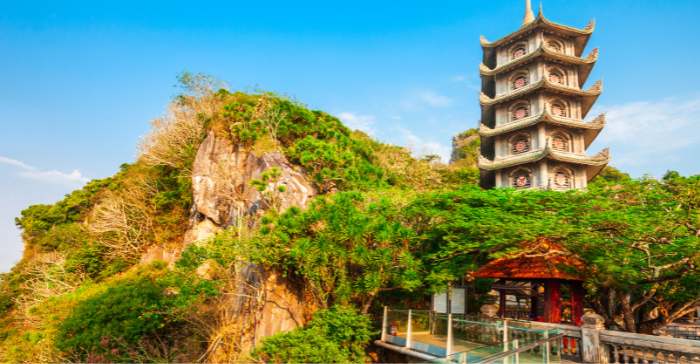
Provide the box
[478,143,611,171]
[479,78,603,106]
[472,240,584,281]
[480,15,594,49]
[479,112,606,137]
[479,46,598,76]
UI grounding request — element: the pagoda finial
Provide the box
[523,0,535,26]
[539,2,543,16]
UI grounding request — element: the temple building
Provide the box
[477,0,610,190]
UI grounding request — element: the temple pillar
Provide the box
[537,122,546,149]
[572,281,585,325]
[539,159,548,189]
[544,280,561,323]
[499,290,507,317]
[495,170,503,188]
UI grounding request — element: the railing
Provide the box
[529,321,583,362]
[380,307,560,362]
[599,330,700,364]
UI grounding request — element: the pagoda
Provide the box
[477,0,610,190]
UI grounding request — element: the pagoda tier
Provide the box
[479,111,606,149]
[477,1,609,191]
[480,8,595,68]
[480,79,602,120]
[480,46,599,94]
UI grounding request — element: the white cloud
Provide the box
[0,156,89,185]
[402,90,453,109]
[337,112,377,135]
[19,169,90,184]
[593,94,700,166]
[451,75,466,82]
[395,126,451,163]
[0,156,37,171]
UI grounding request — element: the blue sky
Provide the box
[2,0,700,271]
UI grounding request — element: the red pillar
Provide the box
[571,280,584,326]
[499,290,506,317]
[531,292,538,318]
[544,280,561,323]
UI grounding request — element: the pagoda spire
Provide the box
[523,0,535,26]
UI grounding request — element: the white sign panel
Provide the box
[451,288,466,314]
[434,292,448,313]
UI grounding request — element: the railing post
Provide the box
[514,339,520,364]
[581,312,610,363]
[381,306,387,342]
[543,331,549,364]
[447,313,454,356]
[503,319,509,364]
[406,309,413,349]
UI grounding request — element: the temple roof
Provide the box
[480,11,594,60]
[478,143,611,177]
[472,240,583,281]
[480,46,598,87]
[479,111,606,149]
[480,79,603,119]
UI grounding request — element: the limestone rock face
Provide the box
[183,131,316,245]
[139,245,180,266]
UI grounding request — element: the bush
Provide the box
[253,327,349,363]
[253,305,376,363]
[55,266,172,357]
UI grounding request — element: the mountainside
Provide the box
[0,74,478,362]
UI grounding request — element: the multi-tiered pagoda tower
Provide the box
[477,0,610,190]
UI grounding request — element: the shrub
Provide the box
[253,305,375,363]
[55,266,172,357]
[253,327,348,363]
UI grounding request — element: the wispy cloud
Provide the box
[0,156,89,185]
[593,94,700,166]
[402,90,453,109]
[337,112,377,136]
[451,75,466,82]
[395,126,451,163]
[0,157,37,171]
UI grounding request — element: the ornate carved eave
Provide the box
[480,14,594,49]
[478,144,611,171]
[479,46,599,76]
[479,78,603,106]
[479,111,607,137]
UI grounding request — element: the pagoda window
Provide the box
[552,135,568,151]
[511,74,529,90]
[511,134,531,154]
[510,43,528,60]
[552,167,573,190]
[547,40,563,53]
[510,103,531,121]
[548,68,566,85]
[550,102,567,117]
[511,170,532,189]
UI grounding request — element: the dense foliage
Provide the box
[3,71,700,363]
[253,305,375,363]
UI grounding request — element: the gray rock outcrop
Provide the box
[184,131,316,245]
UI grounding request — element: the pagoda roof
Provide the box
[478,143,611,183]
[480,46,598,87]
[479,111,606,149]
[480,79,603,119]
[480,11,595,59]
[472,240,583,281]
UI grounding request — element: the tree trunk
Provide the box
[618,292,637,333]
[361,293,376,316]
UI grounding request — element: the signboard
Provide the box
[451,288,466,314]
[433,292,448,313]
